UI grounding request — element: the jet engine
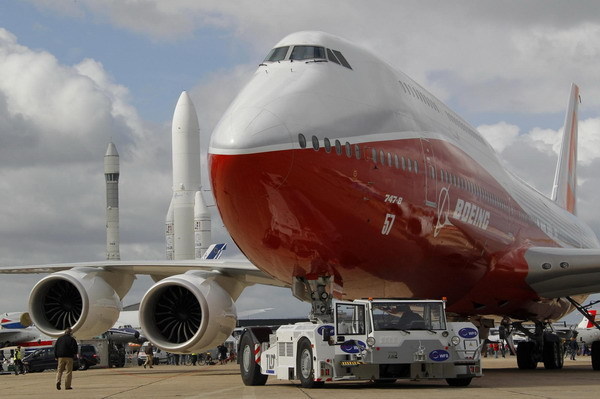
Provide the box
[28,267,133,339]
[139,271,237,353]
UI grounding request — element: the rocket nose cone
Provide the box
[104,142,120,174]
[105,142,119,157]
[177,91,192,106]
[173,91,199,134]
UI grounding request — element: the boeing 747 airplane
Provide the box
[208,31,600,370]
[1,31,599,374]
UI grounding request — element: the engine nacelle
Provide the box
[139,271,237,353]
[29,268,132,339]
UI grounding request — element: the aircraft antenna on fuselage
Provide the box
[551,83,580,215]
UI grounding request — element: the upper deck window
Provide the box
[290,46,326,61]
[264,46,290,62]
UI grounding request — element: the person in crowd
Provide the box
[143,343,154,369]
[13,346,24,375]
[54,327,78,390]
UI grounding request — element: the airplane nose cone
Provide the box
[209,105,295,214]
[210,106,292,153]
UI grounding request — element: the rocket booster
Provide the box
[165,200,174,260]
[194,190,211,259]
[105,142,120,260]
[167,91,210,260]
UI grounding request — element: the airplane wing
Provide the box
[0,259,286,288]
[525,247,600,298]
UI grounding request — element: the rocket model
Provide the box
[104,142,120,260]
[166,91,211,260]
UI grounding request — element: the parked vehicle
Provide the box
[240,299,482,388]
[78,344,100,370]
[22,347,79,373]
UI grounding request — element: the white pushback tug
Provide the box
[238,298,482,388]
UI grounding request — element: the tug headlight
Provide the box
[450,336,461,346]
[367,337,376,347]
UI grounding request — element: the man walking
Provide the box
[143,343,154,369]
[568,337,579,360]
[54,327,78,390]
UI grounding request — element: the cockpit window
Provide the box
[290,46,326,61]
[327,49,340,65]
[332,50,352,69]
[264,46,290,62]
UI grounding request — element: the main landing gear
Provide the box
[513,321,564,370]
[513,296,600,371]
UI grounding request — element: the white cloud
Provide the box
[579,118,600,165]
[478,122,520,153]
[0,29,144,167]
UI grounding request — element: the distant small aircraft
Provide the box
[575,310,600,346]
[0,312,54,349]
[1,311,145,348]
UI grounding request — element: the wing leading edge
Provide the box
[0,259,286,289]
[525,246,600,297]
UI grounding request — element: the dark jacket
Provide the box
[54,334,78,358]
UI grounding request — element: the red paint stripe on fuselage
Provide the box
[19,341,54,347]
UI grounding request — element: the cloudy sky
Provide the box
[0,1,599,322]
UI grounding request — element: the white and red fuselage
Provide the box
[208,31,598,322]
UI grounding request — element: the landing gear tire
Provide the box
[297,339,324,388]
[239,331,268,386]
[543,340,564,369]
[592,341,600,371]
[517,341,538,370]
[446,377,472,387]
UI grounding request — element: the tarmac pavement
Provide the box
[1,356,599,398]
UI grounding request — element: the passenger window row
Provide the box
[299,134,418,174]
[263,45,352,69]
[370,147,419,174]
[398,80,440,113]
[438,167,508,211]
[440,167,564,241]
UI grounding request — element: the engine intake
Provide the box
[140,271,237,353]
[29,268,132,339]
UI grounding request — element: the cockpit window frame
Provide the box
[262,44,352,70]
[290,45,326,61]
[263,46,290,62]
[332,50,352,69]
[327,48,341,65]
